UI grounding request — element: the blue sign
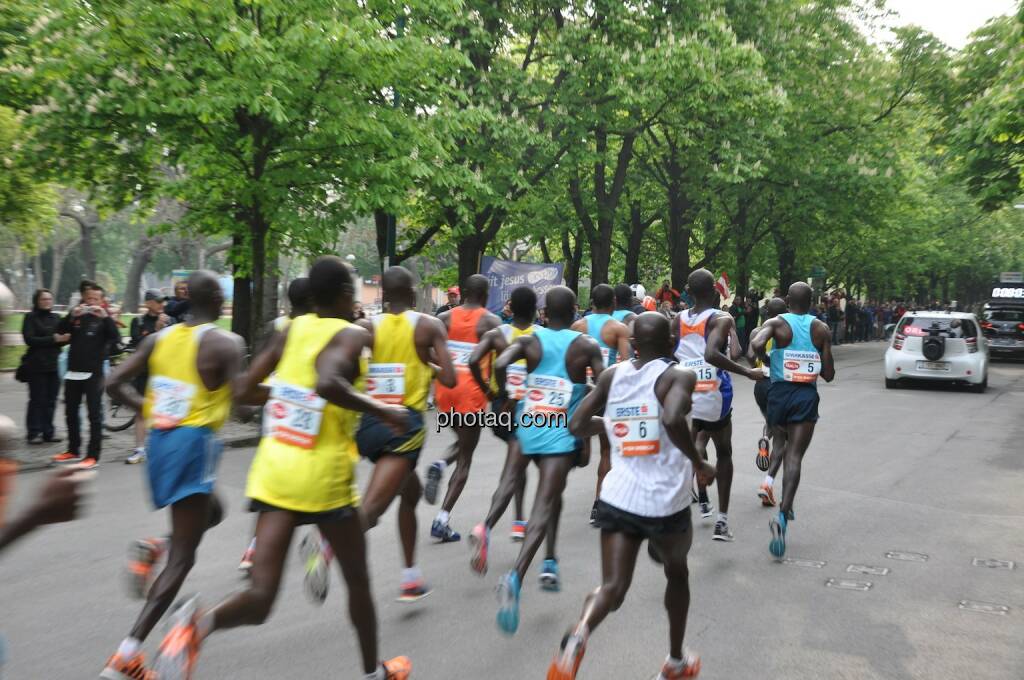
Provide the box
[479,257,565,313]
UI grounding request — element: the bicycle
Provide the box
[103,344,138,433]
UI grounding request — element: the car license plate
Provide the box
[917,361,950,371]
[991,338,1012,346]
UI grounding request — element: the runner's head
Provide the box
[309,255,355,318]
[287,277,313,317]
[765,297,787,320]
[614,284,633,310]
[187,270,225,319]
[544,286,577,328]
[462,274,489,306]
[591,284,614,313]
[381,265,416,310]
[787,282,813,314]
[631,311,673,359]
[686,268,716,304]
[509,286,537,324]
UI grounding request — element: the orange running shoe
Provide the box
[657,653,701,679]
[757,483,776,507]
[126,537,167,599]
[382,655,412,679]
[52,451,82,464]
[79,457,99,470]
[546,628,587,680]
[99,651,155,680]
[153,595,202,680]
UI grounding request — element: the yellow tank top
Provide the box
[754,337,774,369]
[367,311,432,412]
[144,323,231,431]
[246,314,361,512]
[502,323,536,398]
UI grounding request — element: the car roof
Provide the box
[904,310,976,320]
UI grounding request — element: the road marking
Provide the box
[885,551,928,562]
[826,578,872,591]
[958,600,1010,615]
[783,558,826,568]
[847,564,890,576]
[972,558,1015,570]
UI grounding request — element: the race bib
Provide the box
[608,400,661,457]
[149,376,196,430]
[523,374,573,416]
[506,363,528,400]
[782,350,821,383]
[366,363,405,404]
[600,346,611,368]
[263,382,326,449]
[681,358,719,392]
[448,340,476,370]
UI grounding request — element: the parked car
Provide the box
[883,311,988,392]
[980,305,1024,358]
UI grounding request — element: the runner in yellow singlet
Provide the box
[747,297,788,507]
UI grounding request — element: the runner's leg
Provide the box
[513,455,574,582]
[767,426,786,479]
[544,494,562,562]
[709,423,734,514]
[650,519,695,660]
[576,530,643,633]
[595,432,611,498]
[484,443,531,530]
[780,421,816,518]
[397,472,422,569]
[440,424,481,514]
[361,454,415,530]
[693,429,711,505]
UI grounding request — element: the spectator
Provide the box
[658,300,674,319]
[827,297,841,344]
[500,299,514,324]
[123,291,169,464]
[353,301,366,320]
[163,280,191,323]
[21,289,69,445]
[51,284,121,468]
[743,294,759,349]
[435,286,459,315]
[729,294,748,351]
[655,280,680,306]
[845,298,859,343]
[537,307,548,327]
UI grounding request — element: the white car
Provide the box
[883,311,988,392]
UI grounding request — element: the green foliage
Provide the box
[0,105,56,252]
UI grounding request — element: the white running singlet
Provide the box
[673,308,729,422]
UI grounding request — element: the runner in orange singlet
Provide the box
[425,275,501,542]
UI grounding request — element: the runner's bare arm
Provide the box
[569,365,614,438]
[728,326,743,360]
[106,333,158,412]
[427,316,457,389]
[750,319,779,367]
[315,327,408,430]
[235,327,288,406]
[705,313,763,381]
[584,336,606,382]
[614,322,632,363]
[570,318,588,333]
[657,368,715,485]
[493,335,531,400]
[811,319,836,382]
[469,327,502,397]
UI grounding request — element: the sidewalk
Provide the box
[0,373,259,472]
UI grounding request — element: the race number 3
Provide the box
[609,400,661,456]
[681,359,718,392]
[782,350,821,383]
[264,382,326,449]
[366,363,406,404]
[149,376,196,430]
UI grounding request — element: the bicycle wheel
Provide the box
[104,402,137,432]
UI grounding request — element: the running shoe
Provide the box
[382,656,413,679]
[397,580,432,603]
[52,451,82,464]
[496,570,522,635]
[510,520,527,542]
[423,461,445,505]
[469,523,489,575]
[430,519,461,543]
[299,530,329,604]
[769,512,787,559]
[698,502,713,519]
[589,501,598,527]
[79,457,99,470]
[126,538,167,599]
[126,448,146,465]
[655,652,701,679]
[237,539,255,573]
[690,487,699,505]
[712,520,733,542]
[539,559,560,592]
[758,483,776,507]
[152,595,201,680]
[755,438,770,472]
[99,651,155,680]
[546,628,588,680]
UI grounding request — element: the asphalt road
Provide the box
[2,343,1022,679]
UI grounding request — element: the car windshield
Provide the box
[985,309,1024,322]
[897,317,966,337]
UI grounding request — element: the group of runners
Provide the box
[44,258,834,680]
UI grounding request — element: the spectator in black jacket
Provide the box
[51,284,120,468]
[163,280,191,323]
[21,289,69,444]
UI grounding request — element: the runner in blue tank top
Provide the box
[612,284,637,325]
[751,282,835,559]
[490,286,604,635]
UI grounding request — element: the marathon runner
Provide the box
[750,282,834,558]
[490,286,604,634]
[748,297,788,507]
[424,274,501,542]
[612,284,637,325]
[467,286,539,544]
[150,256,412,680]
[355,265,456,602]
[547,312,715,680]
[100,270,244,680]
[672,269,764,542]
[571,284,631,522]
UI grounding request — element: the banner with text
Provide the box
[480,257,564,313]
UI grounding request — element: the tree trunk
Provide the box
[374,209,389,272]
[80,221,97,282]
[561,226,584,293]
[457,235,483,289]
[249,212,270,349]
[624,201,646,285]
[33,253,44,292]
[231,233,252,346]
[666,187,692,291]
[123,236,161,313]
[773,228,798,291]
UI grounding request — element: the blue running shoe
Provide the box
[424,461,445,505]
[539,558,560,592]
[496,571,521,635]
[431,519,461,543]
[769,511,787,559]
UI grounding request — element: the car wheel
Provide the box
[970,376,988,393]
[885,378,898,389]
